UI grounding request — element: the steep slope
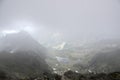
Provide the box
[0,31,51,78]
[0,31,46,56]
[89,48,120,73]
[70,39,120,73]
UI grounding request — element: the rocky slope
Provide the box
[0,31,51,79]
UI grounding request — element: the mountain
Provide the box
[0,31,51,78]
[0,31,46,56]
[72,39,120,73]
[89,48,120,73]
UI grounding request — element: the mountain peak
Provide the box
[0,31,46,56]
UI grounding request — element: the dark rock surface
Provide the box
[0,70,120,80]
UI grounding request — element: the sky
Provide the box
[0,0,120,43]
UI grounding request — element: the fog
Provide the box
[0,1,120,79]
[0,0,120,43]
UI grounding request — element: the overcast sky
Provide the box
[0,0,120,43]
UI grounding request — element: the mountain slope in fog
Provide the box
[89,48,120,73]
[63,39,120,73]
[0,31,46,56]
[0,31,51,78]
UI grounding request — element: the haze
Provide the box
[0,0,120,43]
[0,0,120,78]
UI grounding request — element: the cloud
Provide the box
[0,0,120,42]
